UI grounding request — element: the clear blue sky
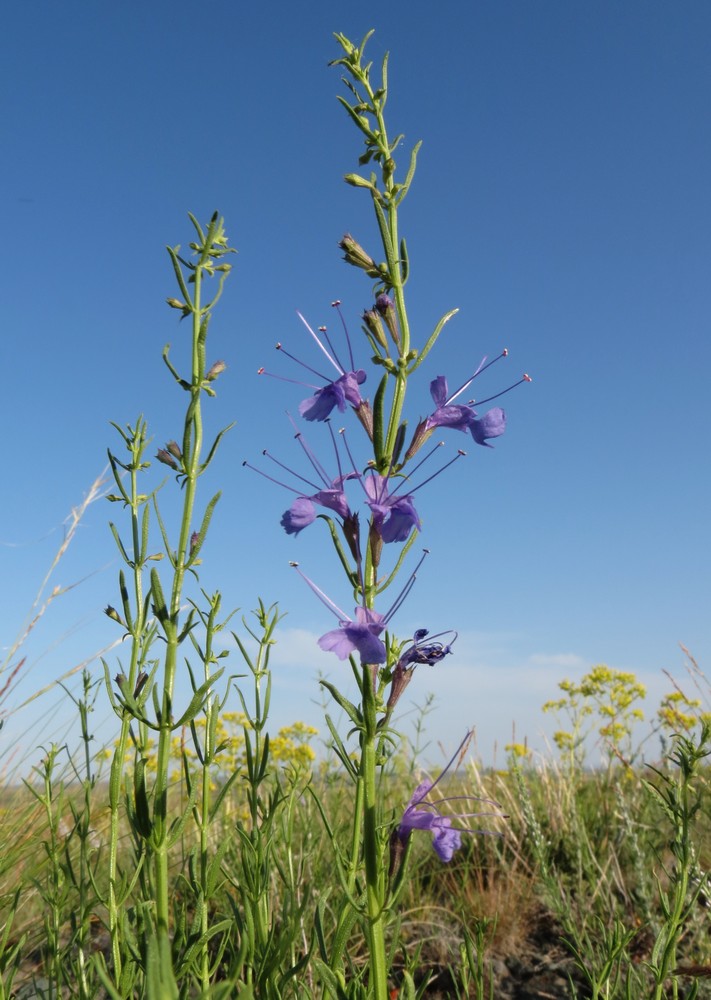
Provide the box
[2,1,709,769]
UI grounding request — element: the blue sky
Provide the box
[2,2,709,769]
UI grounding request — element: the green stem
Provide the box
[107,422,150,979]
[361,664,388,1000]
[154,245,206,936]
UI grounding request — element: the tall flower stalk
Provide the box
[251,31,528,999]
[102,213,236,989]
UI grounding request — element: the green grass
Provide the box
[1,719,710,999]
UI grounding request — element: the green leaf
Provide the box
[372,373,388,466]
[145,931,179,1000]
[174,667,225,727]
[410,308,459,372]
[320,680,362,727]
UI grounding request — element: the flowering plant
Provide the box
[248,30,529,999]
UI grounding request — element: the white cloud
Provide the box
[267,627,334,671]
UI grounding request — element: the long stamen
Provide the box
[408,628,458,650]
[446,350,509,404]
[411,731,473,805]
[332,299,356,371]
[262,449,322,492]
[275,342,331,382]
[375,441,444,500]
[284,413,332,487]
[257,367,320,390]
[290,563,349,621]
[405,451,466,496]
[242,460,313,496]
[296,311,344,375]
[383,549,429,625]
[326,420,345,483]
[468,373,532,407]
[338,428,368,494]
[317,322,347,376]
[423,795,501,810]
[355,547,368,604]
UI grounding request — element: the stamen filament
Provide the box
[338,428,369,495]
[317,323,346,376]
[387,442,455,499]
[242,460,311,496]
[406,451,466,495]
[446,350,509,404]
[383,549,429,625]
[405,628,458,650]
[290,563,349,621]
[262,450,322,492]
[258,368,320,390]
[324,420,346,485]
[332,300,356,372]
[296,311,344,375]
[468,373,532,407]
[411,731,473,804]
[284,415,332,487]
[275,342,331,382]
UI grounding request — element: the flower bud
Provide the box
[340,233,377,271]
[166,297,191,319]
[385,661,415,713]
[404,419,434,462]
[343,173,374,189]
[353,399,374,442]
[166,440,182,461]
[105,605,125,627]
[134,671,149,697]
[362,308,388,350]
[375,293,400,347]
[206,359,227,381]
[389,825,407,880]
[156,448,178,471]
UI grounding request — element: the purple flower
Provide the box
[397,628,456,668]
[318,605,387,663]
[292,550,431,667]
[400,799,463,862]
[245,419,357,537]
[426,375,506,448]
[288,305,367,422]
[386,629,456,713]
[281,476,354,536]
[397,732,501,863]
[364,473,421,543]
[299,368,366,422]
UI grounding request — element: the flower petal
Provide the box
[470,407,506,447]
[380,496,421,543]
[429,375,449,408]
[299,382,345,421]
[432,819,462,862]
[280,497,316,535]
